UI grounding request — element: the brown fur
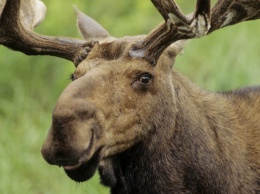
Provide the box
[41,39,260,193]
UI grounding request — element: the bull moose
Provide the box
[1,0,260,193]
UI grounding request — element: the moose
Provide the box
[1,0,260,193]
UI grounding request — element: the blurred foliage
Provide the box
[0,0,259,194]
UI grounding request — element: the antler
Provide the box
[130,0,260,65]
[209,0,260,32]
[0,0,92,65]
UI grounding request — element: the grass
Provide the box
[0,0,259,194]
[176,20,260,91]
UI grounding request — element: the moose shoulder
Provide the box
[1,0,260,193]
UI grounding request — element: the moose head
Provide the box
[1,0,260,193]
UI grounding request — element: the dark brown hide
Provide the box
[42,39,260,193]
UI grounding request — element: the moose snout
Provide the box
[41,100,100,168]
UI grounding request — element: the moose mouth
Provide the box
[64,148,101,182]
[62,129,102,182]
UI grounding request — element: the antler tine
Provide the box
[130,0,260,65]
[209,0,260,33]
[130,0,211,65]
[0,0,91,65]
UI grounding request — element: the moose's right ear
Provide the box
[74,7,110,41]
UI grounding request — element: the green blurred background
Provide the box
[0,0,259,193]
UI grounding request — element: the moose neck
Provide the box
[100,70,243,194]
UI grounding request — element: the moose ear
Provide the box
[0,0,46,30]
[74,6,110,41]
[165,40,187,59]
[159,40,187,68]
[0,0,5,16]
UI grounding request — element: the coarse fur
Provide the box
[41,38,260,193]
[100,71,260,194]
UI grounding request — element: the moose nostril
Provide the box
[77,110,94,120]
[75,104,96,120]
[53,99,97,121]
[42,101,98,168]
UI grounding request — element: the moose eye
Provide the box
[132,73,153,91]
[139,73,152,85]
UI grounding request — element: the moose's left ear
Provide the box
[164,40,187,60]
[74,7,111,41]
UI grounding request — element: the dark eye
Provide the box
[131,73,153,91]
[139,73,152,85]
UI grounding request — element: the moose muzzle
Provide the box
[41,79,103,182]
